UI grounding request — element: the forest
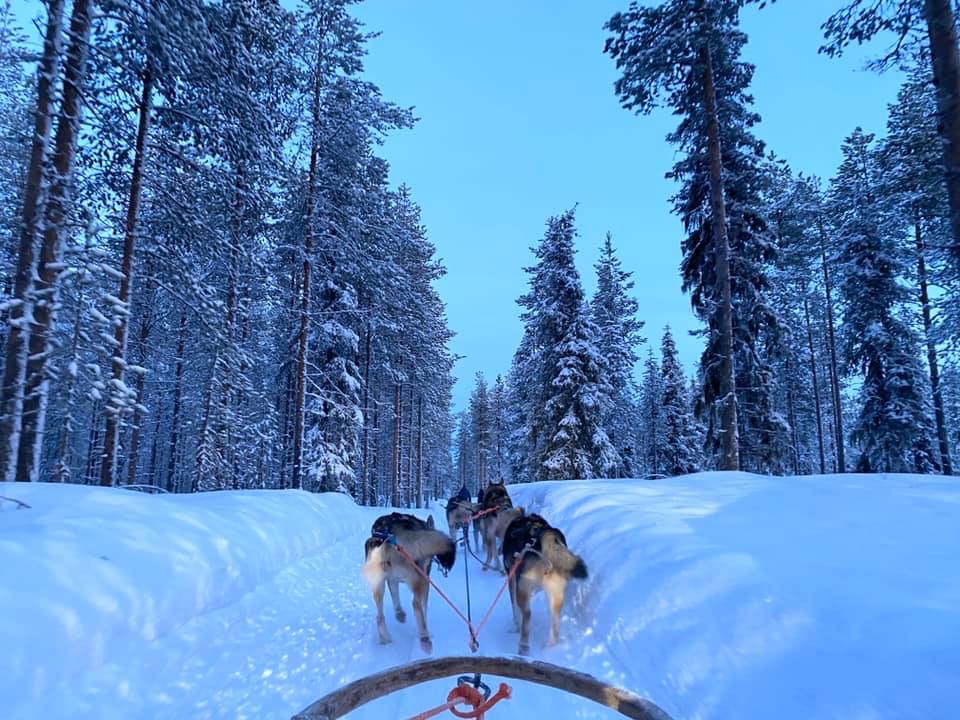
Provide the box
[1,0,959,505]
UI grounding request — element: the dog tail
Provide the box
[362,540,387,589]
[540,530,588,579]
[396,528,457,572]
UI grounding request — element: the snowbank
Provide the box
[509,472,960,719]
[0,482,357,706]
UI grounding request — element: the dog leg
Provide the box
[373,578,391,644]
[387,577,405,623]
[517,580,532,655]
[507,569,520,633]
[412,579,432,653]
[545,575,566,647]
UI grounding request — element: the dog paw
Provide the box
[395,609,406,623]
[378,634,393,645]
[420,636,433,654]
[518,643,530,656]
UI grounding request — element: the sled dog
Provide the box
[445,497,476,543]
[362,512,456,653]
[477,482,513,572]
[501,512,588,655]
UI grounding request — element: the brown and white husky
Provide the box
[477,482,513,572]
[501,512,588,655]
[362,512,456,653]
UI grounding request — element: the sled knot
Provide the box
[447,678,511,719]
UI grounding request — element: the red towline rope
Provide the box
[390,538,526,652]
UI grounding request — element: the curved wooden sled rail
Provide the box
[292,655,674,720]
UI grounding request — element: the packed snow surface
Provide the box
[2,472,958,719]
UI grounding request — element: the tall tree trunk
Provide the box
[16,0,96,483]
[924,0,960,265]
[914,211,953,474]
[165,310,186,492]
[701,43,739,472]
[817,214,846,472]
[415,395,423,509]
[147,405,161,487]
[124,280,155,486]
[804,295,827,475]
[292,42,326,492]
[85,401,101,484]
[100,64,154,487]
[360,318,372,505]
[785,353,800,475]
[391,381,401,507]
[52,283,85,482]
[0,0,64,481]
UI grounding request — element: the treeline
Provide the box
[0,0,455,504]
[457,0,960,482]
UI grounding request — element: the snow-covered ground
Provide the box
[2,473,959,719]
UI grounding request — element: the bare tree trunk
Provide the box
[785,353,800,474]
[817,215,846,472]
[701,43,739,472]
[924,0,960,265]
[360,318,372,505]
[165,310,186,491]
[415,395,423,508]
[148,405,161,487]
[391,381,401,507]
[16,0,96,483]
[85,401,101,484]
[292,16,332,492]
[124,281,155,486]
[804,295,827,475]
[914,211,953,474]
[52,283,85,482]
[0,0,64,481]
[100,65,154,487]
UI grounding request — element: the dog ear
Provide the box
[426,514,435,529]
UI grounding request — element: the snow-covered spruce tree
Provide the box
[504,334,536,484]
[879,63,955,474]
[590,232,642,477]
[607,0,786,472]
[831,128,937,473]
[659,327,702,475]
[517,209,620,480]
[489,374,510,482]
[468,372,492,488]
[637,348,663,476]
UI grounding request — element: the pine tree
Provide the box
[516,209,620,480]
[831,128,936,472]
[606,0,783,471]
[659,327,701,475]
[638,349,663,476]
[468,372,491,488]
[590,232,642,477]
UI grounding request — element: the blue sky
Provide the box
[349,0,906,411]
[10,0,907,412]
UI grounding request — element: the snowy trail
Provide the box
[25,503,619,720]
[9,474,958,719]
